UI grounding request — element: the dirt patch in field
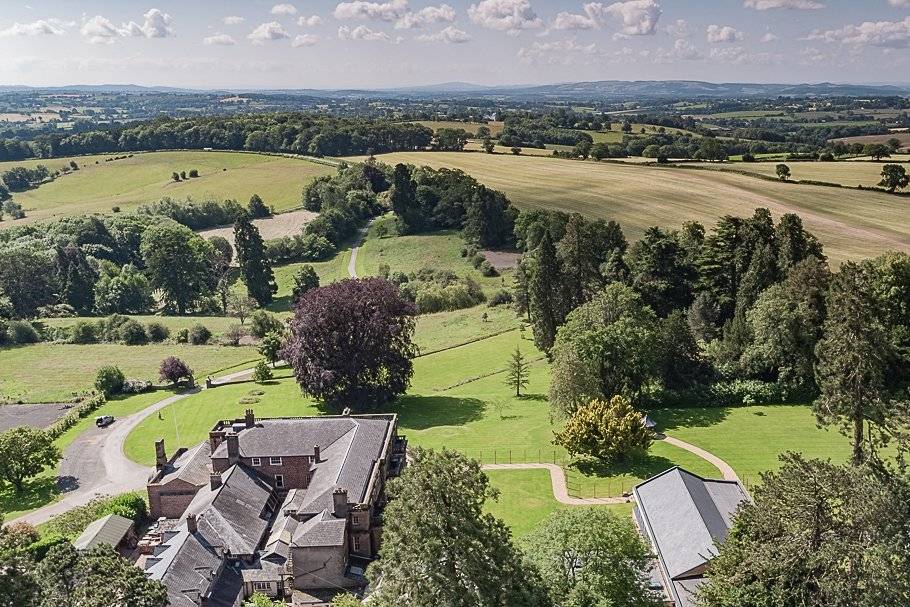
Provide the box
[0,403,70,432]
[482,250,522,270]
[197,208,317,252]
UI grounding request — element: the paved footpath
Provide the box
[10,366,258,526]
[481,435,739,506]
[347,222,371,279]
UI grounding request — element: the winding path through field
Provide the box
[482,435,739,507]
[347,223,371,278]
[10,366,259,526]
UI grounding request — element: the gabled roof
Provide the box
[292,509,347,548]
[73,514,133,551]
[633,467,750,607]
[156,441,212,486]
[145,528,224,607]
[180,464,275,557]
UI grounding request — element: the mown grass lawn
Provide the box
[0,343,258,403]
[0,151,334,227]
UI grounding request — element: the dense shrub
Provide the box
[189,323,212,345]
[118,318,148,345]
[122,378,153,394]
[45,492,147,539]
[46,394,106,439]
[479,260,498,277]
[175,327,189,343]
[249,310,283,338]
[644,379,814,409]
[137,197,244,230]
[221,324,246,347]
[70,320,99,344]
[95,365,126,396]
[8,320,39,344]
[488,289,514,307]
[145,321,170,342]
[265,233,335,264]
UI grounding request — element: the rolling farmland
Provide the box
[0,150,334,226]
[353,151,910,263]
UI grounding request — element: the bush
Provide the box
[122,378,153,394]
[488,289,514,307]
[249,310,283,339]
[70,320,99,344]
[188,169,199,178]
[175,327,189,343]
[8,320,39,344]
[118,319,148,345]
[189,324,212,345]
[46,492,147,539]
[145,321,170,342]
[221,324,246,347]
[252,361,273,383]
[95,365,126,397]
[479,260,498,277]
[159,356,193,386]
[470,252,486,269]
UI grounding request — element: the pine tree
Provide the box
[505,346,530,396]
[734,242,777,315]
[512,259,530,318]
[234,213,277,306]
[775,213,825,275]
[57,246,97,315]
[390,163,422,234]
[557,214,598,309]
[529,232,565,354]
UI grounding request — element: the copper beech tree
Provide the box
[282,278,417,411]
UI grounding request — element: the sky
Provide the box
[0,0,908,89]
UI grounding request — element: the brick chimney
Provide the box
[210,473,222,491]
[187,513,198,534]
[244,409,255,429]
[155,439,167,471]
[209,430,224,453]
[332,488,348,519]
[313,444,321,463]
[226,432,239,465]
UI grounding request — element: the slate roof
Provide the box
[156,441,212,486]
[73,513,133,551]
[633,467,750,607]
[180,464,275,557]
[212,415,394,508]
[145,527,228,607]
[292,510,347,548]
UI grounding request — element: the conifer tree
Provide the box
[506,346,530,396]
[234,212,276,306]
[529,232,565,354]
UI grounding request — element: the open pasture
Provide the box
[352,151,910,263]
[0,150,333,227]
[713,159,902,188]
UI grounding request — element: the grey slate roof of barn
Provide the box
[145,527,226,607]
[73,513,133,551]
[157,441,212,486]
[180,463,275,557]
[633,467,750,607]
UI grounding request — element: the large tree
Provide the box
[556,213,603,310]
[523,508,662,607]
[528,232,566,354]
[0,426,60,493]
[878,164,909,193]
[814,262,897,465]
[282,278,417,411]
[627,226,695,317]
[697,454,910,607]
[140,223,214,314]
[234,213,277,306]
[37,543,168,607]
[548,283,659,416]
[0,248,58,318]
[93,262,154,315]
[553,395,652,463]
[368,448,549,607]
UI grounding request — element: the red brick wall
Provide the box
[211,455,312,490]
[148,478,201,519]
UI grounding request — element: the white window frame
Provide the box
[251,457,261,467]
[275,474,284,488]
[269,456,283,466]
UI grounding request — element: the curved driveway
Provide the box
[11,366,257,526]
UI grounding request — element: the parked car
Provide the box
[96,415,115,428]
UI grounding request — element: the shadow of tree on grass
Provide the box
[649,406,731,432]
[0,475,59,516]
[392,395,485,430]
[570,452,681,483]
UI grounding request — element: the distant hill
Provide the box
[1,80,907,100]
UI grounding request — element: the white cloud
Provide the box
[396,4,456,29]
[806,16,910,48]
[553,10,597,30]
[334,0,409,22]
[604,0,662,35]
[247,21,291,44]
[298,15,324,27]
[665,19,691,38]
[203,33,236,45]
[417,25,470,42]
[338,24,403,42]
[744,0,824,8]
[0,19,67,37]
[761,31,778,42]
[707,24,744,43]
[468,0,543,34]
[889,0,910,6]
[223,16,245,25]
[80,10,174,44]
[292,33,319,46]
[669,37,701,59]
[518,38,598,64]
[709,45,779,64]
[271,4,298,15]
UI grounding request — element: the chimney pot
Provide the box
[187,513,198,534]
[226,432,240,465]
[155,439,167,471]
[332,488,348,519]
[314,444,320,463]
[210,473,222,491]
[244,409,255,429]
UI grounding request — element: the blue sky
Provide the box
[0,0,907,89]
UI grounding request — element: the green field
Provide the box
[715,160,902,188]
[0,342,258,403]
[0,151,334,227]
[414,120,504,136]
[349,151,910,263]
